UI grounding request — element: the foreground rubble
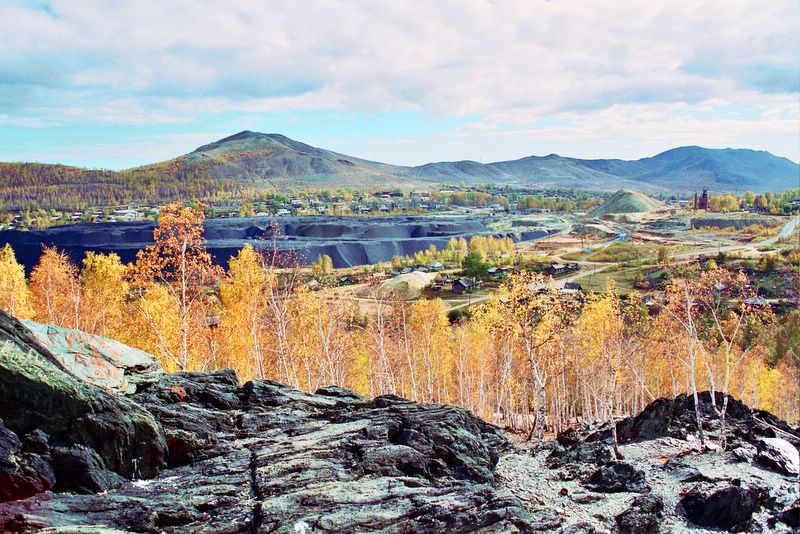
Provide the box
[497,393,800,533]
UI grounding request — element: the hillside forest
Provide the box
[0,203,797,441]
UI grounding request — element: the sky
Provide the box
[0,0,798,169]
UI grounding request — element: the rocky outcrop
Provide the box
[496,391,800,532]
[0,310,166,503]
[0,309,531,532]
[0,374,531,532]
[588,391,800,451]
[20,319,162,394]
[2,309,799,532]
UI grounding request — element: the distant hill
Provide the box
[136,131,407,189]
[488,147,799,192]
[1,132,797,210]
[404,160,513,183]
[590,189,667,217]
[488,154,654,191]
[622,146,799,191]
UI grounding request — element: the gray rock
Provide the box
[680,485,759,531]
[0,309,167,490]
[616,494,663,534]
[731,443,757,463]
[585,462,650,493]
[757,437,800,476]
[21,319,162,394]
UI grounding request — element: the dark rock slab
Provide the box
[51,446,125,494]
[584,462,650,493]
[680,485,759,531]
[779,504,800,529]
[616,494,664,534]
[0,420,54,502]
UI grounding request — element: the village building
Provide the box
[452,278,476,295]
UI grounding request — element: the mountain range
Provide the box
[10,130,800,193]
[137,131,798,192]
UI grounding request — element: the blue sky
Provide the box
[0,0,798,169]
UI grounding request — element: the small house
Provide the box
[487,267,508,280]
[428,261,445,272]
[561,282,582,294]
[452,278,476,295]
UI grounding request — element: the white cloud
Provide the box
[0,0,798,161]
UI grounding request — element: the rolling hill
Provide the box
[487,147,799,192]
[2,132,797,210]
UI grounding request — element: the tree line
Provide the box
[1,203,797,445]
[0,162,265,211]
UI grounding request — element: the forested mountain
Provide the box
[1,132,797,210]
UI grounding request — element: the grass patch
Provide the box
[578,266,641,294]
[585,243,659,263]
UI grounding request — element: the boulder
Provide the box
[680,485,759,531]
[731,443,757,463]
[547,441,614,469]
[588,391,800,449]
[21,319,162,394]
[51,446,125,494]
[779,505,800,528]
[0,309,166,497]
[584,462,650,493]
[616,494,664,534]
[756,437,800,476]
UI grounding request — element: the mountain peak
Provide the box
[216,130,273,143]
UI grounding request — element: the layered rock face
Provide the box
[0,310,530,532]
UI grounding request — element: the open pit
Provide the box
[0,215,558,270]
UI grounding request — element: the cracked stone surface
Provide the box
[0,374,532,532]
[0,308,533,533]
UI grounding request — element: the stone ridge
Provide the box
[0,309,531,532]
